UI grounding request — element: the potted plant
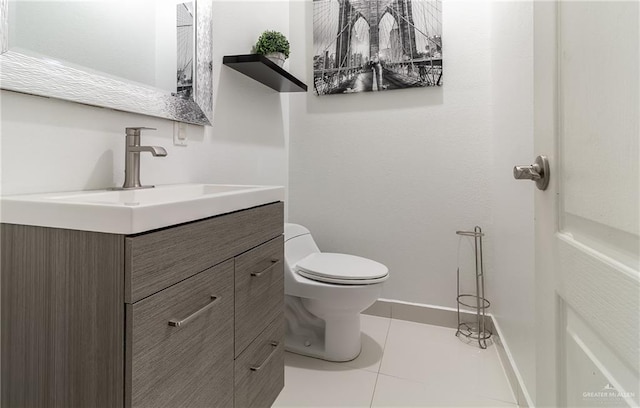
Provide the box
[253,30,290,67]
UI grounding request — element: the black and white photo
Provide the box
[313,0,442,95]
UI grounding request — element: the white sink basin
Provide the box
[0,184,284,234]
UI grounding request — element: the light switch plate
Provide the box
[173,122,188,146]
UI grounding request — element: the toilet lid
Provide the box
[295,253,389,285]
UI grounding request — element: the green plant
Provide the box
[254,30,290,59]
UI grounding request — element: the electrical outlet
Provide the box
[173,122,188,146]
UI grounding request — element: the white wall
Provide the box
[288,0,494,308]
[488,1,535,404]
[1,1,290,197]
[287,0,535,401]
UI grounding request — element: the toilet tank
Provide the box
[284,223,320,271]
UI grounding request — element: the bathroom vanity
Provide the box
[1,186,285,408]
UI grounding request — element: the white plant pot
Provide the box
[265,52,286,67]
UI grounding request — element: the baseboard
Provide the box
[363,298,494,333]
[363,299,534,407]
[491,317,535,408]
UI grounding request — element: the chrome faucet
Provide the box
[117,127,167,190]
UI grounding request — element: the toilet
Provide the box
[284,223,389,362]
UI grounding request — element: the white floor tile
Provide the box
[275,318,516,408]
[273,352,379,407]
[379,319,516,404]
[380,319,471,382]
[371,373,518,408]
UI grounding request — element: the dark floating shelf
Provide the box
[223,54,308,93]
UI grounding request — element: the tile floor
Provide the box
[273,315,518,408]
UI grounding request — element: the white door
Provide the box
[533,1,639,407]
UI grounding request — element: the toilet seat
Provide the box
[295,253,389,285]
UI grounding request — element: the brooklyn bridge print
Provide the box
[313,0,442,95]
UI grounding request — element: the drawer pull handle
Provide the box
[168,296,219,327]
[250,341,280,371]
[250,259,280,277]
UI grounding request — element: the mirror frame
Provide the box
[0,0,213,126]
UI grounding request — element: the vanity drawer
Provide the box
[234,316,285,408]
[125,259,234,408]
[125,202,283,303]
[234,236,284,357]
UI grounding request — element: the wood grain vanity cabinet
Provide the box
[1,202,285,408]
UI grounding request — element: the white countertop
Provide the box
[0,183,285,234]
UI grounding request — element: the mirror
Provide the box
[0,0,213,126]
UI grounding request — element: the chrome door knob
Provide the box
[513,165,542,180]
[513,155,550,190]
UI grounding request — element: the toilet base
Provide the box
[284,335,362,362]
[284,295,363,362]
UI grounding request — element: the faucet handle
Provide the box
[125,127,157,136]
